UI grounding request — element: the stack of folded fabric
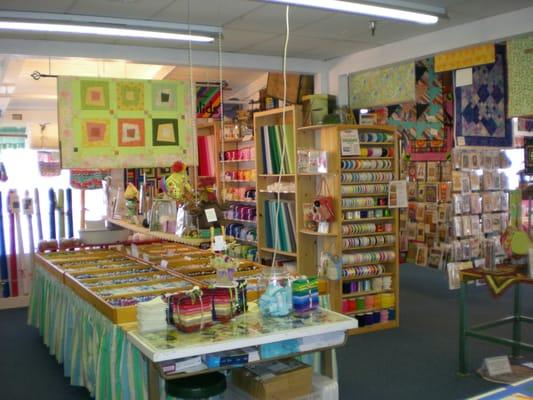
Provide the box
[137,296,168,333]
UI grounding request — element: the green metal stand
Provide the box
[458,281,533,375]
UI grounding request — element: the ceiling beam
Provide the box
[0,39,327,75]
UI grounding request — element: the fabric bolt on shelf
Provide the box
[197,135,215,178]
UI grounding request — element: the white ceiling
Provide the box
[0,0,531,118]
[0,0,531,60]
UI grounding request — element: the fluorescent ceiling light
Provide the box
[0,21,214,42]
[262,0,439,24]
[0,11,220,43]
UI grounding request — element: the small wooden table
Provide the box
[127,304,357,400]
[459,267,533,374]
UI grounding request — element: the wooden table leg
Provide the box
[148,360,160,400]
[321,348,334,379]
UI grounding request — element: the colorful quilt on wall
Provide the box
[455,45,512,147]
[58,77,193,168]
[196,86,221,119]
[371,58,453,161]
[348,62,415,109]
[507,35,533,118]
[435,44,495,72]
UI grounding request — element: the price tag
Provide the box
[143,254,150,262]
[205,208,218,223]
[131,244,139,258]
[160,259,168,268]
[483,356,512,377]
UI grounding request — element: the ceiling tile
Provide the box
[224,4,332,34]
[151,0,263,26]
[220,29,279,52]
[240,33,372,60]
[448,0,533,18]
[67,0,175,19]
[292,14,389,41]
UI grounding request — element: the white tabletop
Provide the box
[127,305,357,362]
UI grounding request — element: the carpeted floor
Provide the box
[0,263,531,399]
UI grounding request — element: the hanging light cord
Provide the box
[187,0,199,204]
[271,5,290,268]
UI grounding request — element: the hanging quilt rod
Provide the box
[31,71,58,80]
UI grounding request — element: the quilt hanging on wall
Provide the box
[507,35,533,118]
[196,85,221,119]
[455,44,512,147]
[58,77,193,169]
[434,43,495,73]
[371,58,453,161]
[348,62,415,109]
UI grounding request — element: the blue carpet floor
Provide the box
[0,263,531,399]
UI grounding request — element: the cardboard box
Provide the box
[266,73,314,104]
[231,358,312,400]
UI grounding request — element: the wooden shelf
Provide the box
[342,231,394,238]
[224,218,257,225]
[299,229,338,237]
[342,243,395,251]
[222,180,256,184]
[341,193,389,197]
[342,217,394,223]
[348,320,398,335]
[359,142,394,145]
[260,247,297,257]
[108,219,211,247]
[345,306,395,316]
[0,295,30,309]
[341,206,389,211]
[341,182,390,185]
[259,189,295,194]
[341,169,393,172]
[342,289,393,299]
[342,260,395,268]
[342,272,394,282]
[259,174,296,177]
[297,172,336,176]
[224,199,256,205]
[297,124,396,133]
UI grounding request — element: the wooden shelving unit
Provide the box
[254,106,301,267]
[296,124,400,334]
[217,120,258,260]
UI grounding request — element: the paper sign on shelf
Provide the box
[212,235,227,252]
[143,253,150,262]
[160,259,168,268]
[205,208,218,223]
[483,356,512,377]
[340,129,360,156]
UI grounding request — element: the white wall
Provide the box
[327,6,533,104]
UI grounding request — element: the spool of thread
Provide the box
[388,308,396,321]
[356,297,365,310]
[356,314,365,327]
[372,311,381,324]
[364,295,374,309]
[364,313,374,326]
[380,309,389,322]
